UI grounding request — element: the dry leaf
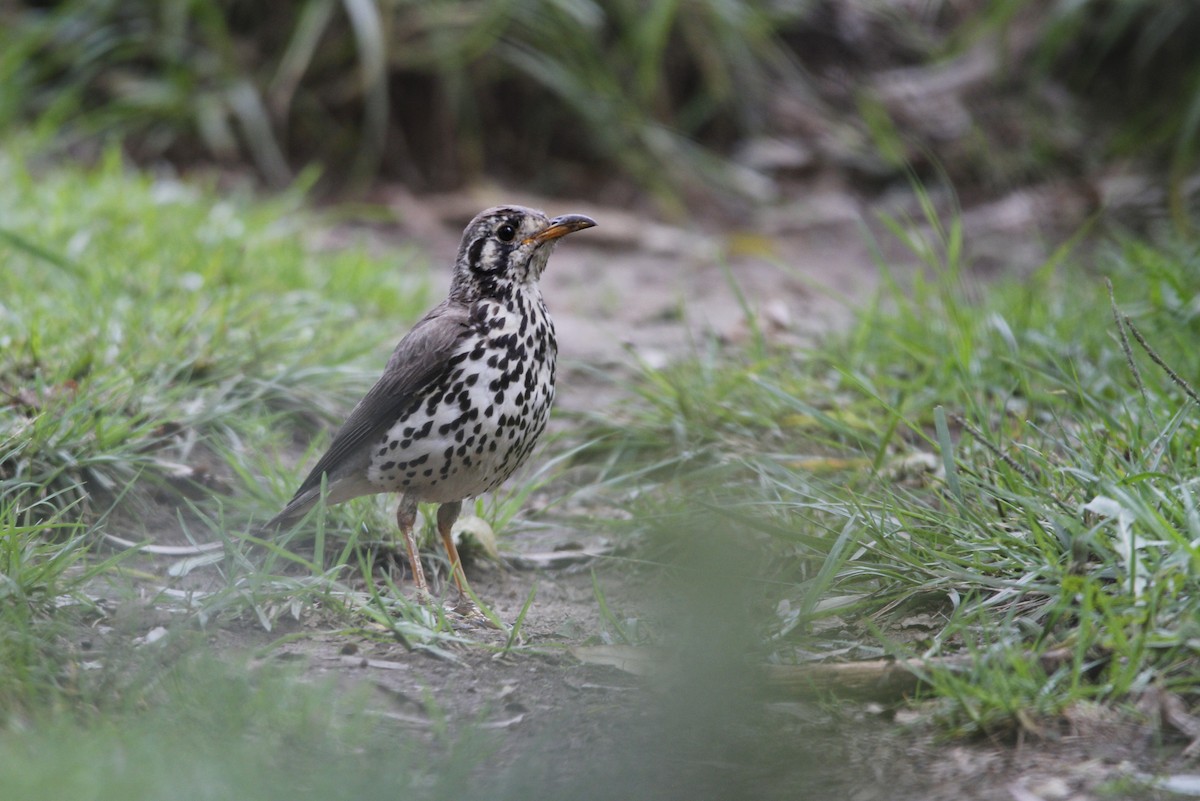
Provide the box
[508,545,613,570]
[103,532,224,556]
[452,515,498,559]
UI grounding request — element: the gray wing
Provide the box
[276,300,471,515]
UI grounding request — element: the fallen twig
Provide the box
[763,647,1086,702]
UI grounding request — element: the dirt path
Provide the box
[210,563,1176,801]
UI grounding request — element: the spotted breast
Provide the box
[367,289,556,503]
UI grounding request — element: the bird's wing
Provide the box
[287,300,472,502]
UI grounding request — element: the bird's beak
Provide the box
[526,214,597,245]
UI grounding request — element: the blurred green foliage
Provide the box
[5,0,1200,211]
[0,0,808,200]
[987,0,1200,227]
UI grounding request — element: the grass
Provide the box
[0,139,570,708]
[577,202,1200,735]
[2,141,1198,794]
[0,651,507,801]
[0,146,428,514]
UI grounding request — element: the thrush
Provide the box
[267,206,596,598]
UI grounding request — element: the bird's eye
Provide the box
[497,223,517,242]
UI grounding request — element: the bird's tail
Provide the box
[260,489,321,534]
[260,475,376,534]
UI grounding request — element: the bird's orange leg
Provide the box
[436,501,468,598]
[396,498,429,597]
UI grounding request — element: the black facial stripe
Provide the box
[467,237,485,271]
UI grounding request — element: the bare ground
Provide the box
[121,562,1190,801]
[100,181,1195,800]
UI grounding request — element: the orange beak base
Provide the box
[526,214,597,245]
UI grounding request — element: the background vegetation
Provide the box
[4,0,1200,209]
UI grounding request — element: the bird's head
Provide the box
[450,205,596,301]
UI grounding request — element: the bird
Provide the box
[267,205,596,600]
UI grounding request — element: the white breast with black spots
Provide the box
[367,291,557,504]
